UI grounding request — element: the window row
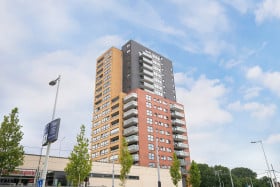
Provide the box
[92,140,109,150]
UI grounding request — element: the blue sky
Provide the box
[0,0,279,178]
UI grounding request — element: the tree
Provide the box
[169,153,181,187]
[0,108,24,177]
[119,137,133,187]
[189,160,201,187]
[64,125,91,187]
[197,163,216,187]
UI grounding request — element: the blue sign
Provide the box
[42,118,61,146]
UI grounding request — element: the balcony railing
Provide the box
[175,151,189,157]
[124,93,137,103]
[171,111,185,119]
[170,104,184,112]
[179,159,187,166]
[140,75,154,84]
[174,143,189,149]
[172,127,186,134]
[123,109,138,119]
[173,135,188,141]
[123,101,138,111]
[172,119,186,126]
[141,69,154,77]
[123,117,138,128]
[126,135,139,143]
[128,145,139,153]
[123,126,138,136]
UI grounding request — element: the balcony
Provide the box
[140,75,154,84]
[128,145,139,153]
[173,135,188,141]
[175,151,189,157]
[171,111,185,119]
[172,127,186,134]
[123,117,138,128]
[132,154,139,162]
[142,62,153,71]
[141,69,154,77]
[172,119,186,126]
[141,51,152,59]
[174,143,189,149]
[123,126,138,136]
[123,101,138,111]
[141,82,154,91]
[126,135,139,143]
[170,104,184,112]
[123,109,138,119]
[124,93,137,103]
[179,159,187,166]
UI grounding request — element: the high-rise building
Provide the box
[91,40,190,182]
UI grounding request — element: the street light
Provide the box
[41,75,61,187]
[251,140,275,187]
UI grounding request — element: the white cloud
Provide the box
[228,101,277,119]
[246,66,280,96]
[169,0,234,56]
[220,42,267,69]
[255,0,280,23]
[243,87,262,100]
[0,35,125,155]
[265,134,280,144]
[223,0,255,14]
[178,0,229,34]
[0,1,29,53]
[175,74,232,127]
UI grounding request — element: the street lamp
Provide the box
[41,75,61,187]
[251,140,275,187]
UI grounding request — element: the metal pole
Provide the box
[259,141,275,187]
[156,138,161,187]
[229,169,234,187]
[216,171,221,187]
[271,164,279,187]
[41,75,61,187]
[112,159,115,187]
[249,177,254,187]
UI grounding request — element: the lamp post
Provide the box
[156,138,161,187]
[229,168,234,187]
[41,75,61,187]
[251,140,275,187]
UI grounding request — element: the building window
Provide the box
[146,110,152,116]
[146,95,151,101]
[148,135,154,141]
[149,153,155,160]
[147,118,153,124]
[147,126,153,133]
[149,163,155,167]
[148,144,154,150]
[146,102,152,108]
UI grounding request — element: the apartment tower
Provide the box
[91,40,190,183]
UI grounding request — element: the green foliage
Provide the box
[231,167,257,178]
[169,153,181,187]
[64,125,91,187]
[0,108,24,176]
[197,163,216,187]
[197,163,271,187]
[119,138,133,187]
[189,160,201,187]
